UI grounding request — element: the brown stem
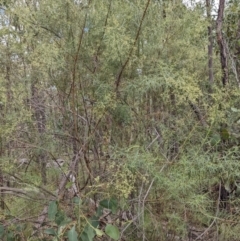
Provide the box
[189,101,207,127]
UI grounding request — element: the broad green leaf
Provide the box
[80,224,95,241]
[67,226,78,241]
[105,224,120,240]
[44,228,57,236]
[0,224,4,238]
[80,232,89,241]
[58,217,72,227]
[99,199,118,214]
[55,210,66,225]
[90,216,99,228]
[48,201,58,221]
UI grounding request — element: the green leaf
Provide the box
[48,201,58,221]
[55,210,66,225]
[80,224,96,241]
[105,224,120,240]
[99,199,118,214]
[0,224,4,238]
[67,226,78,241]
[80,232,89,241]
[95,228,104,237]
[90,216,99,228]
[44,228,57,236]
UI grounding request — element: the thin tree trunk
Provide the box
[206,0,214,87]
[31,82,47,185]
[236,20,240,79]
[216,0,228,86]
[1,52,12,210]
[0,134,4,210]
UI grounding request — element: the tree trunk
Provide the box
[206,0,214,87]
[216,0,228,86]
[31,82,47,185]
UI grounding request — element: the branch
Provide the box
[57,148,83,200]
[189,101,208,127]
[115,0,151,92]
[39,25,62,39]
[0,187,27,195]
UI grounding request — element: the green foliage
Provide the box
[41,198,121,241]
[1,0,240,240]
